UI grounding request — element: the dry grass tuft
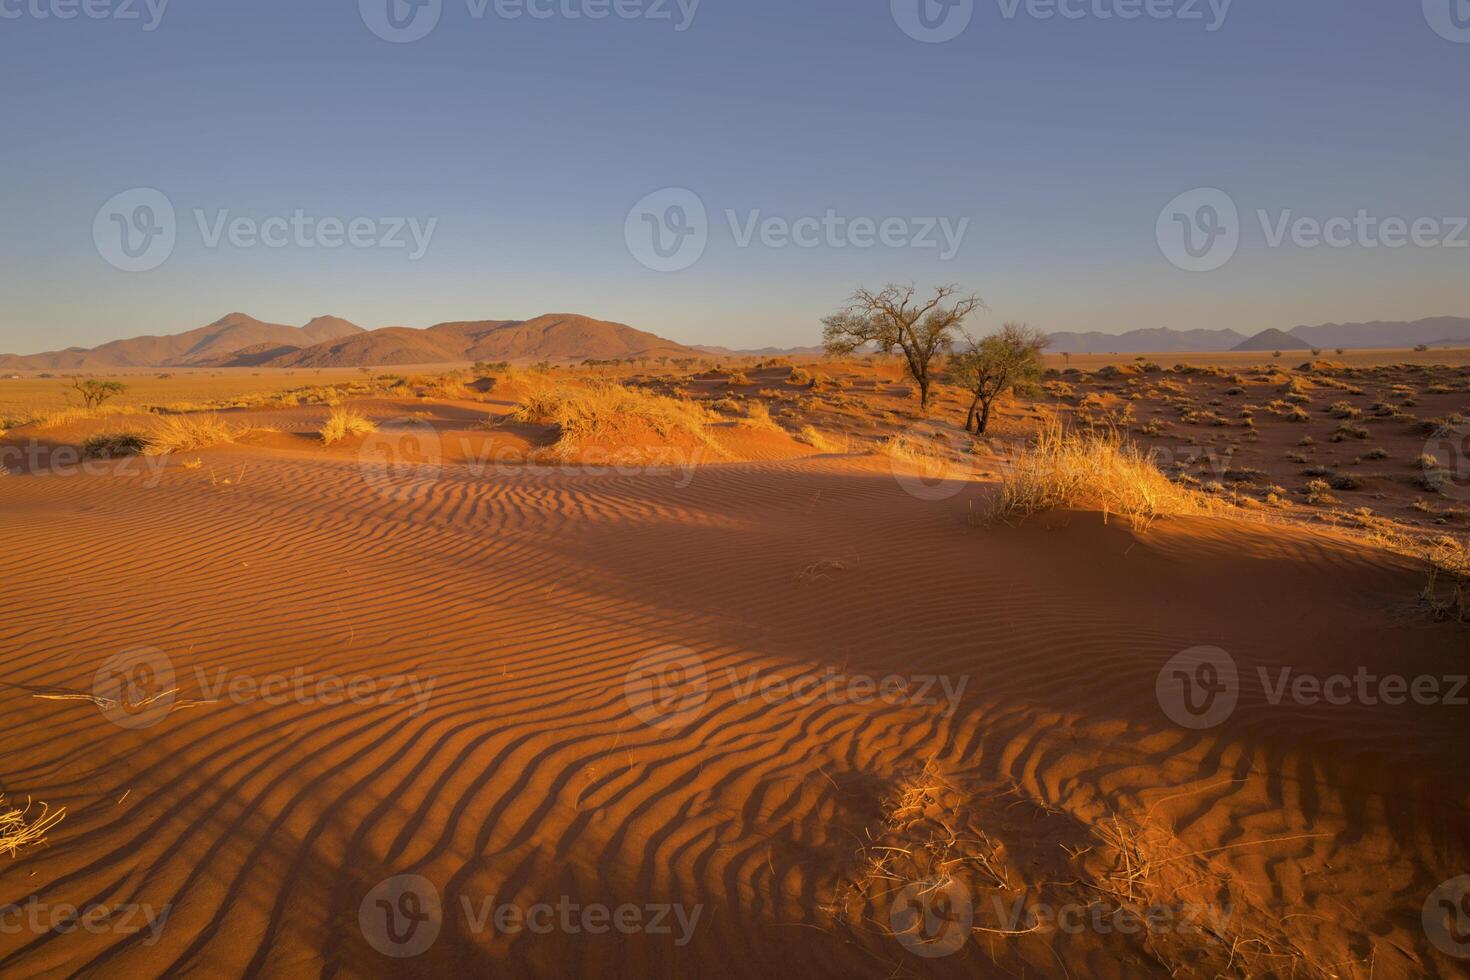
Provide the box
[794,424,846,453]
[989,417,1210,528]
[318,406,377,445]
[0,794,65,858]
[144,414,249,456]
[81,431,147,459]
[511,380,718,455]
[737,401,782,432]
[1422,536,1470,624]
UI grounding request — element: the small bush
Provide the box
[82,432,147,459]
[319,407,377,445]
[988,418,1208,528]
[511,380,717,455]
[145,414,246,456]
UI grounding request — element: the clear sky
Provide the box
[1,0,1467,353]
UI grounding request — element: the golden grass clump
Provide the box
[0,794,65,858]
[318,406,377,445]
[990,416,1209,527]
[794,424,846,453]
[511,380,717,454]
[144,414,248,456]
[738,401,782,432]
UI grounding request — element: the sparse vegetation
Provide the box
[511,380,718,456]
[948,322,1050,434]
[988,417,1208,528]
[319,406,377,445]
[69,377,127,411]
[0,794,65,858]
[81,431,147,458]
[144,414,251,456]
[822,283,982,411]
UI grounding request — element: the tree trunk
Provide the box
[918,378,931,413]
[977,399,993,434]
[965,393,982,433]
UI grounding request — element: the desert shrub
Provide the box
[788,367,814,386]
[145,414,248,456]
[0,795,65,858]
[794,425,845,453]
[511,380,716,452]
[988,418,1208,528]
[81,432,147,459]
[1304,479,1338,506]
[739,401,782,432]
[726,371,753,387]
[319,407,377,445]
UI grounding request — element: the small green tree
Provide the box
[821,284,983,412]
[949,323,1050,434]
[69,378,127,410]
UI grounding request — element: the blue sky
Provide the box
[1,0,1467,352]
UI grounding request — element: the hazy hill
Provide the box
[1284,317,1470,350]
[1045,328,1248,354]
[1044,318,1470,354]
[0,313,364,370]
[1232,328,1311,352]
[2,312,693,370]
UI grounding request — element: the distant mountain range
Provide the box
[1046,317,1470,354]
[0,313,694,370]
[4,314,1467,372]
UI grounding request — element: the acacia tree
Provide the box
[949,323,1050,434]
[69,378,127,410]
[821,284,983,412]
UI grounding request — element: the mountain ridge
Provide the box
[1,313,694,370]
